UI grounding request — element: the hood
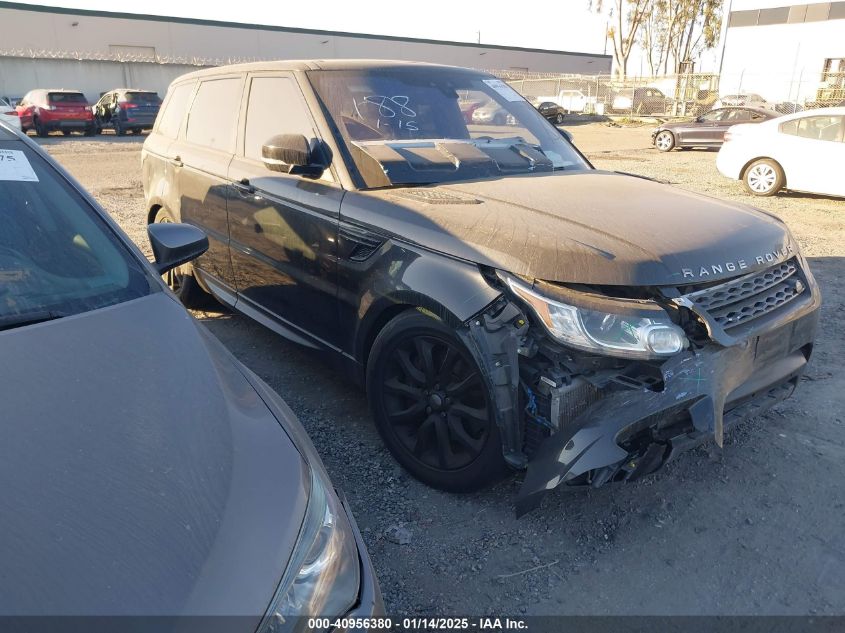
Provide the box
[0,293,307,618]
[343,171,795,286]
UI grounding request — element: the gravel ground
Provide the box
[38,125,845,616]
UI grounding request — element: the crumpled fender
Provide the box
[516,341,772,516]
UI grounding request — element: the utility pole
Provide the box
[603,19,609,55]
[477,30,481,44]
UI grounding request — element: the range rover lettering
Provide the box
[142,61,820,513]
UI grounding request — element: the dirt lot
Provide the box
[39,125,845,616]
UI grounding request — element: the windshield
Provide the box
[48,92,87,104]
[125,92,161,104]
[0,140,152,327]
[307,68,589,188]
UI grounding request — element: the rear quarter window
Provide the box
[156,82,195,139]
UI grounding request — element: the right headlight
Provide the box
[501,273,688,360]
[258,466,361,633]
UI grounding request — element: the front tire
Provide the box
[152,207,212,308]
[743,159,784,196]
[654,131,675,152]
[367,310,510,492]
[555,113,564,124]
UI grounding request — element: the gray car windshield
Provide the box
[308,68,589,188]
[0,140,151,327]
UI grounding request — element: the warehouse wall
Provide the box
[0,57,204,102]
[0,1,611,100]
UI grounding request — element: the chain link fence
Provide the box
[495,70,845,118]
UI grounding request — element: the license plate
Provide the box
[754,327,791,365]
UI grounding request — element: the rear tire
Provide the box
[152,207,213,309]
[366,310,510,492]
[743,158,784,197]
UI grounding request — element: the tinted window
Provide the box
[701,109,725,121]
[758,7,789,24]
[186,78,241,152]
[244,76,314,161]
[157,82,194,139]
[0,141,151,324]
[782,116,844,141]
[48,92,87,104]
[125,92,161,104]
[725,109,750,121]
[805,2,831,21]
[729,9,758,26]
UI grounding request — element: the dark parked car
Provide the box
[536,101,566,124]
[0,119,381,623]
[652,106,777,151]
[611,86,670,114]
[93,89,162,135]
[16,89,95,136]
[143,61,820,514]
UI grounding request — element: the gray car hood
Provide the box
[0,293,307,618]
[344,171,795,286]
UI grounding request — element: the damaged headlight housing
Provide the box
[502,273,688,359]
[258,466,360,633]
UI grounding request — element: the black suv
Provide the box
[142,61,820,513]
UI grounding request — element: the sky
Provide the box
[11,0,613,55]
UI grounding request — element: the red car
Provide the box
[16,89,95,137]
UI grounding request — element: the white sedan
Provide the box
[1,97,21,132]
[716,107,845,197]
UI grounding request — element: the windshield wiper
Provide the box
[0,310,68,332]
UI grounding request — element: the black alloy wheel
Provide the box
[367,311,509,492]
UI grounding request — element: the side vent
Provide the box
[339,225,385,262]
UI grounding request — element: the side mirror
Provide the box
[147,222,208,275]
[559,128,573,143]
[262,134,326,178]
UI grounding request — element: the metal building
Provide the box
[0,1,611,102]
[717,0,845,105]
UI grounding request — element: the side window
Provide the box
[157,82,194,139]
[795,116,844,142]
[701,110,724,122]
[243,76,315,161]
[186,78,241,152]
[725,110,749,122]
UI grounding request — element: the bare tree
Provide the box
[591,0,652,78]
[638,0,723,75]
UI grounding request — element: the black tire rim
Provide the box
[380,333,491,471]
[156,215,186,293]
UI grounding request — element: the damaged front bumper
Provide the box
[462,259,821,515]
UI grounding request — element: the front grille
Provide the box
[682,259,807,333]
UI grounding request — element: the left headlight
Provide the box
[258,466,361,633]
[502,273,688,360]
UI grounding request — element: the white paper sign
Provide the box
[0,149,39,182]
[482,79,524,102]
